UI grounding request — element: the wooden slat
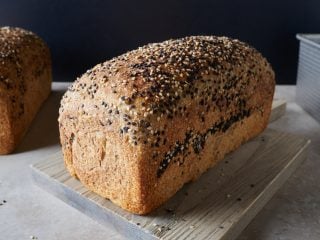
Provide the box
[31,100,311,240]
[269,99,286,123]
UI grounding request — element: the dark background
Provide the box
[1,0,319,84]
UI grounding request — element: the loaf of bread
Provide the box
[0,27,52,154]
[59,36,275,214]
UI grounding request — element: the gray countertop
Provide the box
[0,83,319,240]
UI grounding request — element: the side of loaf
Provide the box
[0,27,52,154]
[59,36,275,214]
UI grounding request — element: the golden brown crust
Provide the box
[59,36,275,214]
[0,27,52,154]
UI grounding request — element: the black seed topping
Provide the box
[192,135,206,154]
[157,108,251,178]
[123,126,129,133]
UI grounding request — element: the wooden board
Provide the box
[270,99,286,123]
[31,100,311,240]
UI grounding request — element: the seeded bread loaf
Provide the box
[59,36,275,214]
[0,27,52,154]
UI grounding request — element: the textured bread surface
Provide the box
[59,36,275,214]
[0,27,52,154]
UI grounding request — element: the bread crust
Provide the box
[59,36,275,214]
[0,27,52,154]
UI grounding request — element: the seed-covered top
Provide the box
[0,27,43,61]
[59,36,273,158]
[62,36,270,117]
[0,27,49,92]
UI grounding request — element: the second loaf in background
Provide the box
[0,27,52,154]
[59,36,275,214]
